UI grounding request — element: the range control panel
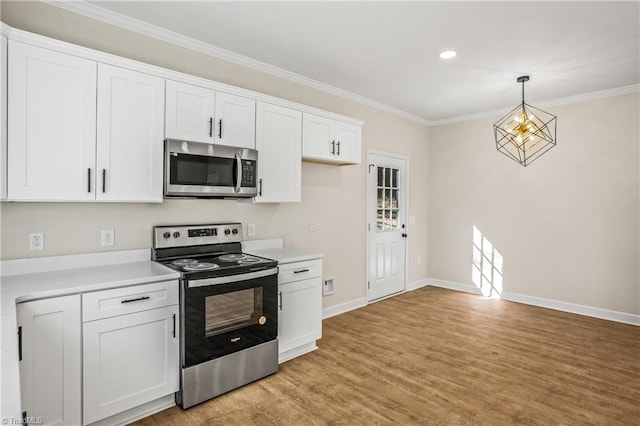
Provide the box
[153,223,243,248]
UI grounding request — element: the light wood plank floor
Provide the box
[134,287,640,425]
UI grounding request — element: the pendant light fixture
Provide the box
[493,76,557,166]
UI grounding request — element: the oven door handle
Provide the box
[234,152,242,193]
[186,267,278,288]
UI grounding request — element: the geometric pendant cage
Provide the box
[493,76,557,166]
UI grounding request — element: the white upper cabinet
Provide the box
[165,80,215,143]
[254,102,302,203]
[96,64,164,202]
[165,81,256,149]
[302,112,362,164]
[7,41,164,202]
[8,40,97,201]
[214,92,256,149]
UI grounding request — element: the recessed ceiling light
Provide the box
[439,50,457,59]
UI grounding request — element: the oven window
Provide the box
[170,153,235,186]
[205,288,263,336]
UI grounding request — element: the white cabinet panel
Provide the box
[254,102,301,203]
[279,278,322,356]
[83,305,179,424]
[215,92,256,149]
[334,121,362,164]
[302,114,333,160]
[302,113,361,165]
[17,295,82,426]
[8,40,97,201]
[96,64,164,202]
[165,80,215,143]
[1,34,7,200]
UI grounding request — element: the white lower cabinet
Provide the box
[278,259,323,362]
[16,281,179,426]
[83,305,179,424]
[82,281,179,425]
[17,295,82,426]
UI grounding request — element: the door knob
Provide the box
[401,233,408,238]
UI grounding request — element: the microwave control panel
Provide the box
[241,160,257,187]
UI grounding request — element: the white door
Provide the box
[215,92,256,149]
[165,80,215,143]
[8,40,97,201]
[254,102,302,203]
[17,295,82,426]
[96,64,164,202]
[367,152,408,301]
[83,305,179,424]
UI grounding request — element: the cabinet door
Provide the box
[8,40,97,201]
[278,277,322,355]
[17,295,82,426]
[83,305,179,424]
[302,113,334,161]
[96,64,164,202]
[254,102,301,203]
[334,121,362,164]
[215,92,256,149]
[165,80,215,143]
[1,34,7,200]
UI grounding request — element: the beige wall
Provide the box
[428,93,640,315]
[0,2,431,310]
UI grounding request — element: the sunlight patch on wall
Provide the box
[472,226,503,298]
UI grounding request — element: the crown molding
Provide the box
[43,0,431,127]
[430,84,640,127]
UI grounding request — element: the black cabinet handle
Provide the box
[102,169,106,193]
[258,178,263,197]
[218,119,222,139]
[337,141,341,156]
[293,269,309,274]
[209,117,213,137]
[87,168,92,193]
[172,314,176,338]
[331,140,335,155]
[278,291,283,310]
[121,296,150,304]
[17,326,22,361]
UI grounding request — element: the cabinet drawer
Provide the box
[278,259,322,284]
[83,280,178,322]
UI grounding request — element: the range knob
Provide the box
[163,232,171,239]
[224,229,231,236]
[232,229,239,235]
[173,231,181,238]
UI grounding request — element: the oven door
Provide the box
[181,268,278,368]
[164,139,257,198]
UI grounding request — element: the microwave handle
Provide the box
[234,152,242,193]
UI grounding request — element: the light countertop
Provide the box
[248,247,323,264]
[0,250,179,421]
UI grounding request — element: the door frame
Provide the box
[365,149,410,303]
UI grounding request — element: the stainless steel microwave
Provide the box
[164,139,258,198]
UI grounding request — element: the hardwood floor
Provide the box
[133,287,640,425]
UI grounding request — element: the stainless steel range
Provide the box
[152,223,278,409]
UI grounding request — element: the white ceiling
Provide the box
[77,1,639,123]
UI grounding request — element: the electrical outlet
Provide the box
[309,220,317,232]
[101,229,115,247]
[29,232,44,251]
[247,223,256,237]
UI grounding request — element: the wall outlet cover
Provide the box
[29,232,44,251]
[101,229,115,247]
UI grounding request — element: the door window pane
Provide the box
[376,166,401,231]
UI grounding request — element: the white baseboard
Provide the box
[322,297,367,320]
[426,277,639,326]
[406,278,429,291]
